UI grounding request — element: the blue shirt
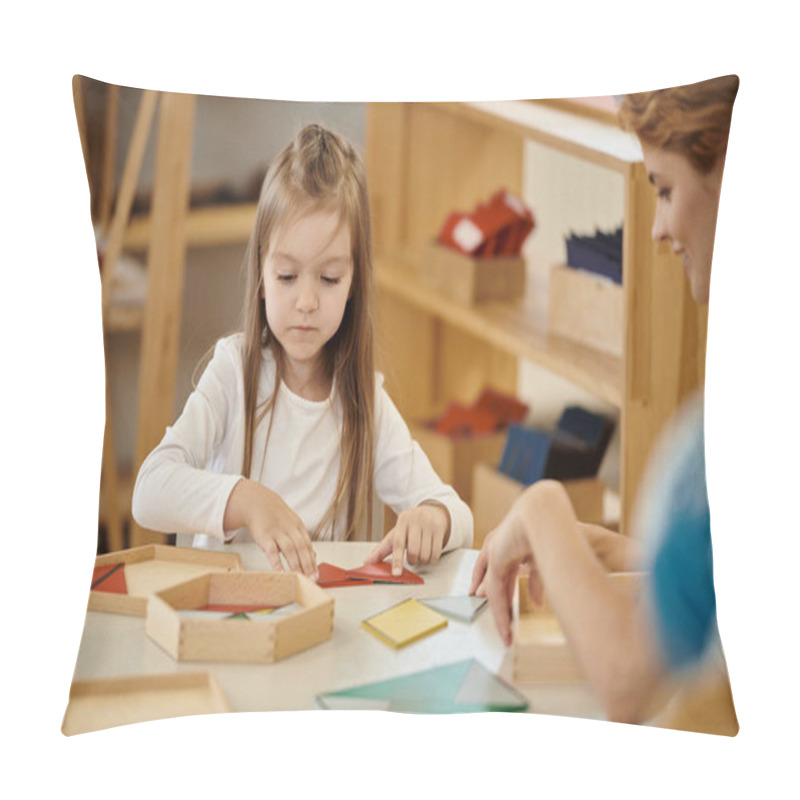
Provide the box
[640,396,717,672]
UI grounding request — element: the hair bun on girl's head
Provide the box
[284,123,358,198]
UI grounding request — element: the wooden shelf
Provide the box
[105,302,143,332]
[429,100,642,172]
[102,202,258,333]
[375,259,623,407]
[122,202,257,250]
[366,101,707,534]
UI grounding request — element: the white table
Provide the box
[71,542,606,720]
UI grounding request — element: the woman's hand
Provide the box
[223,479,317,578]
[363,502,451,575]
[476,502,544,647]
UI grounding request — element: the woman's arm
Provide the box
[481,480,668,724]
[579,522,643,573]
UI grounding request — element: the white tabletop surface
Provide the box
[71,541,606,720]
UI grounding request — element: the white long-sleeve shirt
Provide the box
[132,334,473,551]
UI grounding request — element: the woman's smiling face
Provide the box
[642,142,724,305]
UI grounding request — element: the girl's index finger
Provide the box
[392,527,408,576]
[362,534,393,566]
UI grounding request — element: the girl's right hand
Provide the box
[224,479,317,578]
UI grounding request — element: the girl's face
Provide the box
[641,143,723,305]
[262,207,353,382]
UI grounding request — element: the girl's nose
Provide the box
[296,280,319,313]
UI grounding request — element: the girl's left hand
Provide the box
[363,503,451,576]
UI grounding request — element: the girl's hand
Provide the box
[224,479,317,578]
[363,502,451,576]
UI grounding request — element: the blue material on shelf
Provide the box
[557,406,613,449]
[497,407,616,486]
[565,227,623,284]
[498,425,552,485]
[548,406,615,480]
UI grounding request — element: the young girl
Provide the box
[132,124,473,579]
[471,76,739,729]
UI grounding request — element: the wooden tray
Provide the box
[420,242,526,305]
[548,264,623,358]
[89,544,244,617]
[61,671,230,736]
[146,572,334,663]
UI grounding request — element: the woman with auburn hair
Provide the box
[470,76,739,730]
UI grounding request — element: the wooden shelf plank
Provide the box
[433,100,642,173]
[375,259,623,408]
[123,202,257,250]
[105,303,144,332]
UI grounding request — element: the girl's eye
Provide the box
[321,276,341,285]
[277,274,296,283]
[657,187,671,200]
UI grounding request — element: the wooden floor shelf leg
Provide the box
[130,92,197,546]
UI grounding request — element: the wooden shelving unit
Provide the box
[366,101,708,534]
[75,79,259,550]
[104,203,257,333]
[122,202,257,252]
[375,258,623,407]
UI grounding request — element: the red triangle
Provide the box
[317,562,374,588]
[91,563,128,594]
[346,561,424,585]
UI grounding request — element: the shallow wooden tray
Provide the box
[89,544,244,617]
[548,263,623,358]
[420,242,526,305]
[61,671,230,736]
[146,571,334,663]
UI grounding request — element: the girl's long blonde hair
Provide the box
[240,124,375,540]
[618,75,739,174]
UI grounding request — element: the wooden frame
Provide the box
[146,572,334,663]
[62,671,230,736]
[89,544,244,616]
[74,80,200,550]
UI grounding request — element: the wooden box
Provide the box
[471,461,606,548]
[410,422,507,505]
[146,572,334,663]
[513,571,644,684]
[419,242,526,305]
[61,671,230,736]
[89,544,244,617]
[548,264,623,357]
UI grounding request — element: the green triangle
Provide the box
[316,659,527,714]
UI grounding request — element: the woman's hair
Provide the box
[240,124,375,541]
[618,75,739,174]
